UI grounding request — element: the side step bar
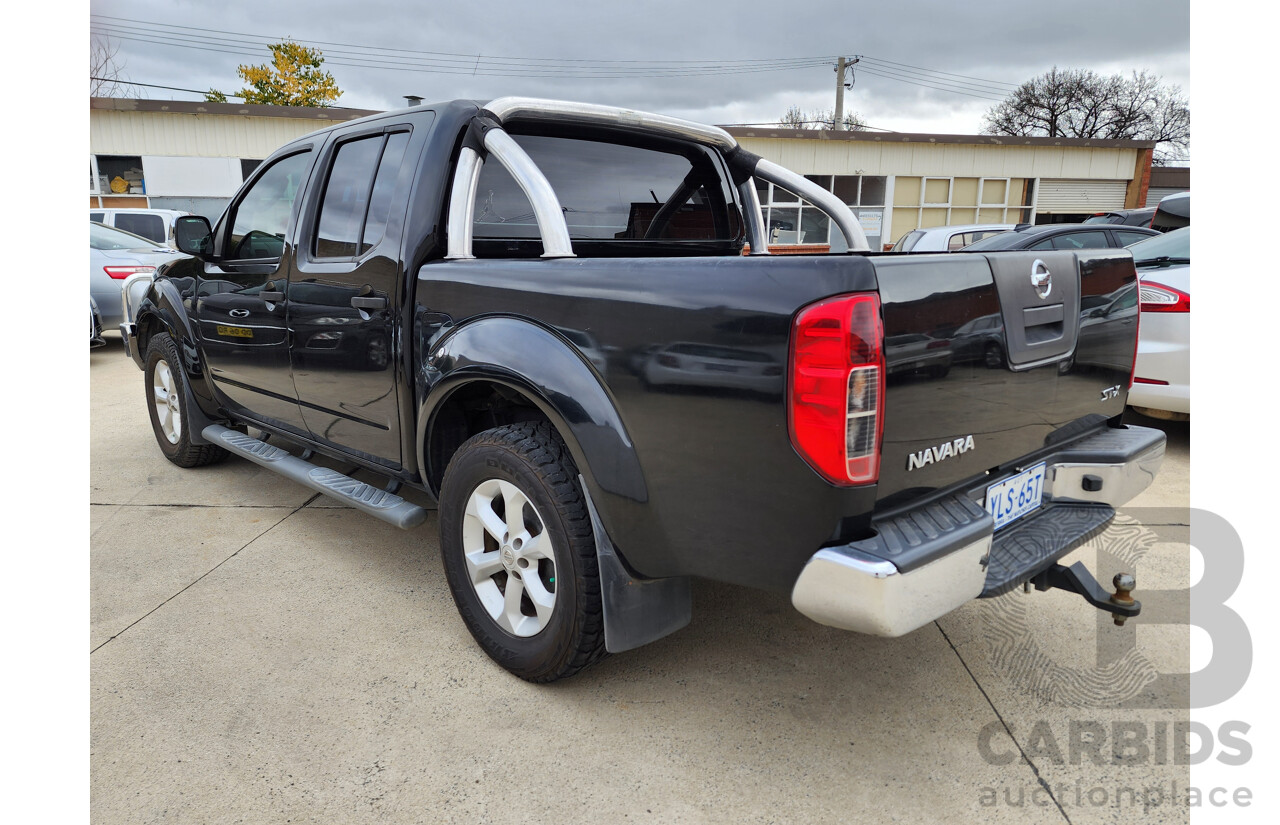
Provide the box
[203,424,428,529]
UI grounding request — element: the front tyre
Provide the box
[143,333,228,468]
[439,422,607,682]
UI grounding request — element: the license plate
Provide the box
[706,364,738,372]
[985,462,1046,530]
[216,325,254,338]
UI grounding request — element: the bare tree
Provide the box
[90,35,130,97]
[983,68,1189,164]
[779,105,866,131]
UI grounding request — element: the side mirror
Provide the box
[174,216,214,258]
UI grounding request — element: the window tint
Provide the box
[1129,227,1190,263]
[227,150,312,261]
[1116,230,1154,247]
[361,131,411,254]
[1027,238,1055,251]
[473,135,739,244]
[1051,231,1108,250]
[114,213,165,243]
[315,137,383,258]
[90,222,166,250]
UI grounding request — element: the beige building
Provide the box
[728,126,1160,250]
[91,97,1167,249]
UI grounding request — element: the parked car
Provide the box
[891,223,1013,252]
[1127,227,1190,419]
[89,208,193,249]
[959,222,1158,252]
[1084,207,1156,227]
[123,96,1163,682]
[1150,191,1189,233]
[90,222,181,329]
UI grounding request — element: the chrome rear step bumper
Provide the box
[791,424,1165,636]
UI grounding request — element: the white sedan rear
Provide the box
[1128,227,1190,418]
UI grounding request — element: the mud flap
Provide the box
[579,477,692,653]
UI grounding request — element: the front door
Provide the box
[196,147,316,434]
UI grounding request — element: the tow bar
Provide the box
[1031,563,1141,626]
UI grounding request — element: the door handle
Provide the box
[261,281,284,303]
[351,296,387,311]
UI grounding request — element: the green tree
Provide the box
[207,41,341,107]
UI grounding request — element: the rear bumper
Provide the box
[791,424,1165,636]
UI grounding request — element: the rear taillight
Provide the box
[103,265,156,280]
[1139,281,1190,313]
[789,293,884,485]
[1128,286,1142,390]
[656,354,679,367]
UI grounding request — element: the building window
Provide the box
[94,155,146,195]
[890,176,1035,245]
[241,158,263,181]
[754,174,887,250]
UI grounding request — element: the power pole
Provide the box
[833,56,858,130]
[834,57,846,131]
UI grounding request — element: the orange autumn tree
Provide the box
[207,41,341,107]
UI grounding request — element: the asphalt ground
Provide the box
[90,336,1192,824]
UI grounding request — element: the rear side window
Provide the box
[114,213,165,243]
[315,130,412,258]
[90,212,105,223]
[1051,231,1108,250]
[473,134,741,249]
[1115,230,1154,247]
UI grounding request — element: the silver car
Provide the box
[891,223,1014,252]
[89,222,181,329]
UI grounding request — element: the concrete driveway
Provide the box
[91,338,1191,824]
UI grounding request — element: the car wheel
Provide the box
[144,333,228,468]
[438,422,607,682]
[984,343,1004,369]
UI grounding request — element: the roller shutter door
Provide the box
[1036,179,1128,213]
[1144,186,1187,207]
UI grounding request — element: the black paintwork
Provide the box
[132,99,1141,593]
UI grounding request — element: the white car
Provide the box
[891,223,1014,252]
[1128,227,1190,419]
[89,208,193,249]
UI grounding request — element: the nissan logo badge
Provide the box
[1031,259,1052,299]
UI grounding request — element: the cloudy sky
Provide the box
[89,0,1190,139]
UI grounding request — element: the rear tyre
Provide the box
[439,422,607,682]
[143,333,228,468]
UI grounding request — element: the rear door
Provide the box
[288,118,424,466]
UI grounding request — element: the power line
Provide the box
[91,27,832,78]
[89,16,1021,103]
[859,55,1020,90]
[90,17,836,75]
[853,65,1007,102]
[90,76,244,99]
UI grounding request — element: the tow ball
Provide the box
[1029,563,1141,626]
